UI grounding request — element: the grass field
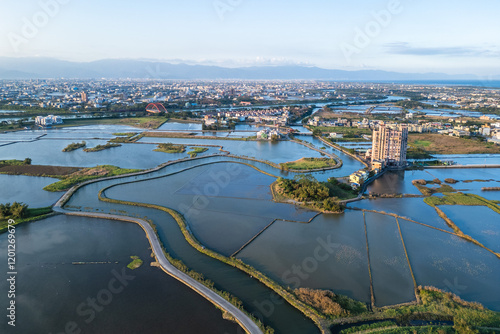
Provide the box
[188,147,208,158]
[126,256,143,270]
[424,192,500,214]
[54,116,169,129]
[409,133,500,154]
[280,157,337,170]
[412,140,431,147]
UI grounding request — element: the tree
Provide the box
[312,128,322,137]
[322,198,343,213]
[0,203,11,218]
[10,202,28,219]
[23,158,32,165]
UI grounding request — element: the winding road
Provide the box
[53,191,263,334]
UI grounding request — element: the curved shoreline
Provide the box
[53,204,263,334]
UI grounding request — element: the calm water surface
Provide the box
[0,215,242,334]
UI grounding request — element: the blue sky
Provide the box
[0,0,499,75]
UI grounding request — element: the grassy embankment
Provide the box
[0,206,53,234]
[409,133,500,155]
[187,147,209,158]
[62,141,86,152]
[43,165,141,192]
[154,143,186,153]
[279,157,337,171]
[126,256,143,270]
[414,179,500,258]
[108,132,145,143]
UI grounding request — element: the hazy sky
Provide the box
[0,0,499,75]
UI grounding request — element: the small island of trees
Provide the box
[62,141,86,152]
[273,175,358,213]
[154,143,186,154]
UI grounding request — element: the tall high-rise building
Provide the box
[81,91,88,103]
[371,124,408,168]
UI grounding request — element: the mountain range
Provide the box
[0,57,495,81]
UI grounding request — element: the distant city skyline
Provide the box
[1,0,499,76]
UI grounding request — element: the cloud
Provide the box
[145,57,313,68]
[384,42,499,57]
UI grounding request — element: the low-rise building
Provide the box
[349,170,369,185]
[35,115,63,127]
[329,132,344,139]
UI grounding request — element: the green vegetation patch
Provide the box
[43,165,141,192]
[295,288,367,318]
[1,205,52,234]
[273,175,355,212]
[339,321,396,334]
[112,132,137,137]
[109,133,144,143]
[310,125,372,136]
[326,177,361,200]
[412,180,457,196]
[280,157,337,171]
[407,147,434,159]
[0,159,32,167]
[413,140,432,147]
[424,192,500,214]
[154,143,186,153]
[409,133,500,155]
[374,326,454,333]
[118,116,169,129]
[187,147,209,158]
[126,256,143,270]
[382,286,500,333]
[83,143,121,152]
[62,141,86,152]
